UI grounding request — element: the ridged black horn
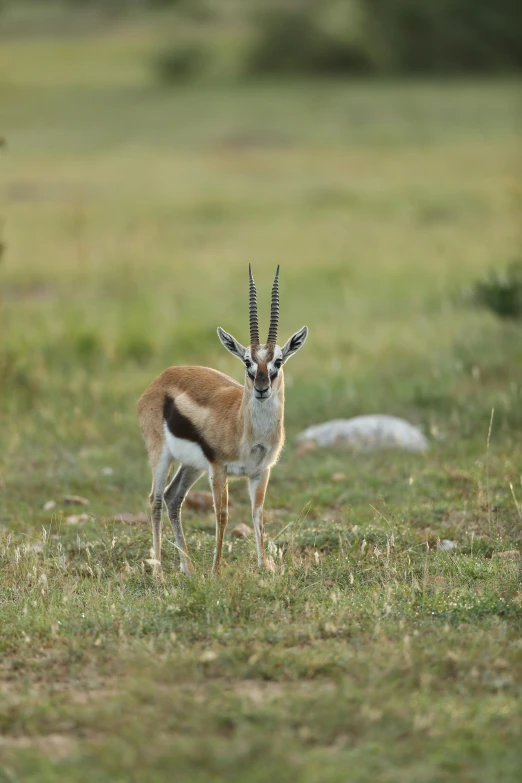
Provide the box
[267,265,280,345]
[249,264,260,345]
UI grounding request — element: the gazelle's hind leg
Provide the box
[150,449,172,575]
[164,465,204,575]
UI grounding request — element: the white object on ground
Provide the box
[297,415,429,453]
[437,539,457,551]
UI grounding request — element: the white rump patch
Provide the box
[164,423,209,471]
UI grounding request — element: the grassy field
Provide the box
[1,17,521,782]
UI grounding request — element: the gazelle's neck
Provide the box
[240,373,285,440]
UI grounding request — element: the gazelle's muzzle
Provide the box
[254,371,270,396]
[253,363,271,398]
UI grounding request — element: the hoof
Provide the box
[180,559,194,576]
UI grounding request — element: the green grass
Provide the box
[1,17,521,783]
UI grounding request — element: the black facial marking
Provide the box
[163,396,216,463]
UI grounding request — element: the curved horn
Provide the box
[249,264,260,346]
[267,265,280,345]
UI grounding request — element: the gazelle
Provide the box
[138,266,308,575]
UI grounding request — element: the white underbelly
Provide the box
[164,426,209,471]
[226,444,278,478]
[225,462,249,477]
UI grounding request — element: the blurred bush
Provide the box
[366,0,522,74]
[246,2,373,76]
[153,41,209,83]
[247,0,522,76]
[473,261,522,320]
[3,0,522,77]
[155,0,522,81]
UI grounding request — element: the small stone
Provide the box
[43,500,56,511]
[490,676,513,691]
[297,415,429,453]
[63,495,90,506]
[232,522,252,539]
[101,467,114,476]
[200,650,218,663]
[65,513,90,525]
[185,492,215,512]
[115,512,149,525]
[437,539,457,551]
[331,473,346,482]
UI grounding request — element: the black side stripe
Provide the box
[163,396,216,463]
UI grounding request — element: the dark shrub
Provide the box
[246,3,374,76]
[74,331,103,362]
[366,0,522,74]
[154,41,209,83]
[245,0,522,77]
[473,261,522,320]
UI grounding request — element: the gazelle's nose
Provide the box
[254,374,269,393]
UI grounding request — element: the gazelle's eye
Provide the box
[274,359,282,369]
[244,359,251,369]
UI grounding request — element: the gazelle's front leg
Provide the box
[210,464,229,576]
[248,469,270,567]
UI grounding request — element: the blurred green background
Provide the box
[0,2,521,781]
[2,1,521,479]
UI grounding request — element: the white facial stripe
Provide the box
[244,348,257,376]
[267,347,283,373]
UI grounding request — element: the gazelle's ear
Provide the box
[217,327,246,361]
[281,326,308,363]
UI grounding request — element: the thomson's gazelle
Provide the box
[138,266,308,575]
